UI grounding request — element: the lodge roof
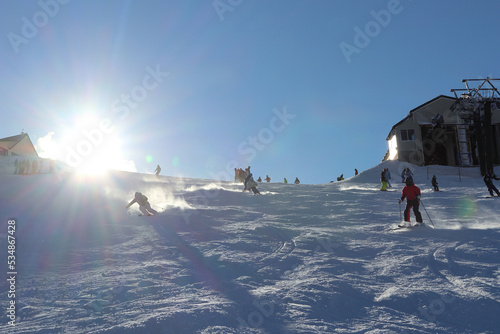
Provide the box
[386,95,457,140]
[0,133,27,148]
[0,132,38,157]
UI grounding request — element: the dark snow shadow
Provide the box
[147,213,287,333]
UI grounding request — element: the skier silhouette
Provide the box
[483,169,500,197]
[154,165,161,177]
[126,192,159,216]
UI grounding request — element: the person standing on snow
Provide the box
[126,192,159,216]
[385,168,392,188]
[154,165,161,177]
[432,175,439,191]
[380,169,388,191]
[399,179,423,225]
[406,168,413,182]
[483,168,500,197]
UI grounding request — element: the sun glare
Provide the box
[74,144,136,176]
[36,112,138,176]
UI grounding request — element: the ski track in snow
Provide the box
[0,157,500,333]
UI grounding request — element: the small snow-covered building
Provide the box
[0,132,39,157]
[385,94,500,168]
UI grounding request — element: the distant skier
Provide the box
[407,168,413,182]
[294,177,300,184]
[401,168,413,183]
[431,175,439,191]
[337,174,344,181]
[284,178,288,184]
[399,179,423,225]
[237,168,247,183]
[385,168,392,188]
[154,165,161,177]
[380,169,388,191]
[355,168,358,176]
[265,175,271,183]
[257,176,262,182]
[244,173,260,194]
[126,192,159,216]
[483,169,500,197]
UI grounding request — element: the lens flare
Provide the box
[456,197,477,218]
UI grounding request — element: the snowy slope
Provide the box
[1,157,500,333]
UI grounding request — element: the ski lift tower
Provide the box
[450,77,500,175]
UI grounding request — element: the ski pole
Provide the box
[152,204,164,210]
[398,200,402,222]
[420,200,435,227]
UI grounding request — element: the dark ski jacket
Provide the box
[126,192,148,208]
[432,176,438,186]
[381,171,387,182]
[484,172,499,184]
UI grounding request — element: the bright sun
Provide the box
[36,112,137,175]
[73,137,136,175]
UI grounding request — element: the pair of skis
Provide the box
[396,222,424,229]
[398,199,435,229]
[389,223,424,231]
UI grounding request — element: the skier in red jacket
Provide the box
[399,178,423,225]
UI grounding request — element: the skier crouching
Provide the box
[399,179,423,225]
[126,192,159,216]
[244,173,260,195]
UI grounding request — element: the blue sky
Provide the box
[1,0,500,184]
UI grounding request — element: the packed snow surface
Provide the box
[1,157,499,333]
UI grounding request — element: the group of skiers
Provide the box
[234,167,300,188]
[377,167,423,225]
[378,167,424,225]
[330,169,358,183]
[127,162,500,221]
[14,158,55,175]
[386,166,500,226]
[380,168,392,191]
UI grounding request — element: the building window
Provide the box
[400,129,415,141]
